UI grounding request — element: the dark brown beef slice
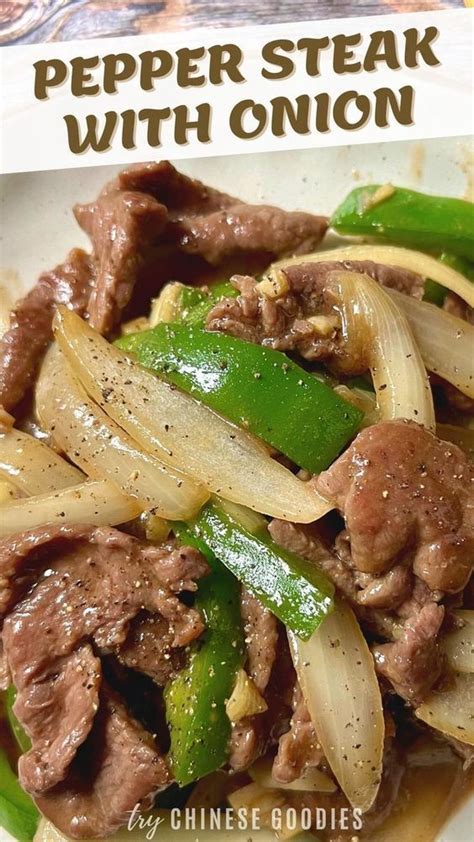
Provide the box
[316,420,474,590]
[0,524,208,795]
[229,615,300,776]
[269,519,413,618]
[0,249,92,412]
[228,588,278,772]
[35,686,169,839]
[16,644,101,799]
[74,160,328,335]
[117,612,185,684]
[206,259,423,362]
[175,204,328,265]
[116,160,328,265]
[373,603,445,704]
[272,684,323,784]
[74,185,167,335]
[1,162,328,413]
[240,586,278,694]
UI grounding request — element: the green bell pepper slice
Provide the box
[0,748,38,842]
[424,253,474,306]
[0,689,38,841]
[331,185,474,261]
[117,324,363,474]
[183,501,334,640]
[177,281,238,326]
[164,536,244,786]
[5,687,30,754]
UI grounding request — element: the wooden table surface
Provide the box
[0,0,467,45]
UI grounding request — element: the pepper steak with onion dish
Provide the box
[0,163,473,841]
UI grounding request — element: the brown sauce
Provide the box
[363,737,473,841]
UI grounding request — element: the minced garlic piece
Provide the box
[306,314,340,336]
[225,668,268,722]
[361,183,395,212]
[149,281,185,327]
[257,269,289,299]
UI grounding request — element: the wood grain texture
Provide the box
[0,0,465,44]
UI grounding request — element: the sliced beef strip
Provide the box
[356,565,413,610]
[117,612,185,685]
[373,603,445,704]
[74,186,167,335]
[74,160,328,334]
[229,588,278,771]
[228,719,267,773]
[116,160,328,265]
[16,645,101,797]
[206,259,423,363]
[35,686,169,840]
[272,684,323,784]
[240,587,278,694]
[437,379,474,417]
[316,420,474,590]
[269,519,412,616]
[269,517,448,704]
[118,159,237,216]
[0,524,207,795]
[2,162,328,414]
[175,204,328,265]
[0,249,92,413]
[396,577,444,621]
[229,625,294,773]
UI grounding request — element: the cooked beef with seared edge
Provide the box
[0,162,327,414]
[0,524,207,836]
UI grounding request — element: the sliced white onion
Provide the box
[249,757,336,793]
[36,346,208,520]
[415,672,474,746]
[0,428,83,495]
[0,478,22,503]
[213,495,268,534]
[330,271,436,430]
[0,479,140,538]
[289,599,385,813]
[273,244,474,308]
[54,307,332,523]
[388,289,474,399]
[437,424,474,460]
[440,610,474,674]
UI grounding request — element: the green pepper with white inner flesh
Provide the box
[164,532,244,787]
[0,689,38,842]
[424,253,474,305]
[5,687,30,754]
[0,747,38,842]
[177,282,238,326]
[117,324,363,474]
[182,500,334,641]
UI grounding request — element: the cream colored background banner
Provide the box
[0,8,472,174]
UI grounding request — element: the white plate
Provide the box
[0,138,473,841]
